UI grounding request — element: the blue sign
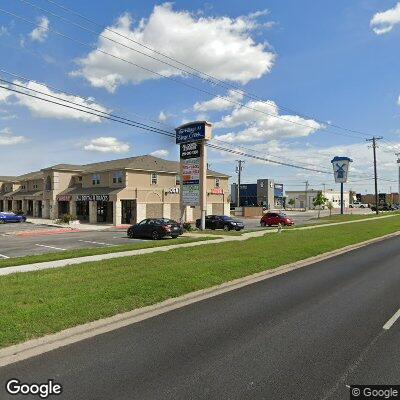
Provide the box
[274,184,284,198]
[176,123,206,144]
[331,156,352,183]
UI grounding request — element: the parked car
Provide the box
[260,212,294,227]
[127,218,183,240]
[0,212,27,223]
[349,201,369,208]
[371,204,396,212]
[195,215,245,231]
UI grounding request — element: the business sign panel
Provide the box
[57,195,72,202]
[76,194,110,202]
[180,142,201,159]
[274,184,284,198]
[181,157,200,206]
[331,156,352,183]
[176,122,206,144]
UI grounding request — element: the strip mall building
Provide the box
[0,155,230,225]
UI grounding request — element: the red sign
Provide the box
[210,188,223,195]
[57,195,72,202]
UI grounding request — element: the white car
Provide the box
[349,201,369,208]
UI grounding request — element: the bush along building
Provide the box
[0,155,230,225]
[231,179,284,209]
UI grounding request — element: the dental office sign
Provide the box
[331,156,352,183]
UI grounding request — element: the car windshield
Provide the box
[221,216,234,221]
[278,213,287,218]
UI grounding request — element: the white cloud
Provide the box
[73,4,275,92]
[398,95,400,106]
[0,26,9,37]
[370,3,400,35]
[0,86,12,103]
[0,127,27,146]
[84,137,130,153]
[158,111,168,122]
[150,149,169,157]
[214,99,323,143]
[5,80,108,123]
[29,16,50,42]
[193,90,244,112]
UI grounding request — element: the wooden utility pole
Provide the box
[366,136,382,215]
[236,160,244,208]
[304,180,309,211]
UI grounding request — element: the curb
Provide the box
[1,230,399,368]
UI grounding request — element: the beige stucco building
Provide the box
[0,155,230,225]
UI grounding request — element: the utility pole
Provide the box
[304,180,309,211]
[236,160,244,208]
[322,183,326,194]
[396,153,400,202]
[366,136,382,215]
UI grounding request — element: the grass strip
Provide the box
[0,216,399,348]
[0,236,213,268]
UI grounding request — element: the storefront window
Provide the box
[175,175,180,186]
[92,174,100,185]
[113,171,123,184]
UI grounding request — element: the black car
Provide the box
[127,218,183,240]
[195,215,244,231]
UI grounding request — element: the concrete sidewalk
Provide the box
[0,214,398,277]
[26,218,114,231]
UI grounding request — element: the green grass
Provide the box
[0,215,399,348]
[0,236,214,269]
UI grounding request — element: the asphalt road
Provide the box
[1,235,399,399]
[0,225,144,258]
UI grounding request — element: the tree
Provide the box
[287,198,295,209]
[326,201,334,217]
[313,191,328,218]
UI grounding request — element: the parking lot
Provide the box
[0,223,143,259]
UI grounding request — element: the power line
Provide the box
[0,6,370,141]
[36,0,373,139]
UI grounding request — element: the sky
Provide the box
[0,0,400,194]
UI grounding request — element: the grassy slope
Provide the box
[0,216,399,348]
[0,237,213,268]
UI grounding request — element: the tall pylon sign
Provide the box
[331,156,352,214]
[175,121,212,230]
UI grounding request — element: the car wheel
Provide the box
[127,230,135,239]
[223,224,231,231]
[152,230,160,240]
[0,220,5,224]
[171,235,178,239]
[260,221,266,227]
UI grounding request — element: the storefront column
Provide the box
[113,200,122,226]
[50,200,58,220]
[136,203,146,223]
[22,200,27,214]
[69,200,77,219]
[12,200,18,212]
[185,206,193,222]
[89,201,97,224]
[223,202,230,216]
[206,203,212,216]
[33,201,39,217]
[163,203,171,219]
[3,200,8,212]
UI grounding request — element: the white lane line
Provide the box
[78,240,115,246]
[0,254,10,259]
[383,309,400,330]
[35,244,66,251]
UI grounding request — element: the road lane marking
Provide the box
[383,309,400,330]
[0,254,10,259]
[78,240,115,246]
[35,244,66,251]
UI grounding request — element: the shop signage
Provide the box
[180,142,201,159]
[331,156,352,183]
[57,195,72,202]
[182,157,200,206]
[210,188,224,195]
[175,122,206,144]
[166,187,180,194]
[76,194,109,202]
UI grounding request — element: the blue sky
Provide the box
[0,0,400,193]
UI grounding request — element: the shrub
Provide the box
[57,214,75,224]
[183,222,194,231]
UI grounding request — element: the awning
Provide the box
[57,187,122,202]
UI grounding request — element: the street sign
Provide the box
[331,156,352,183]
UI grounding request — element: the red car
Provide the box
[260,212,294,227]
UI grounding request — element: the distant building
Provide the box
[231,179,284,209]
[360,193,399,205]
[285,189,350,209]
